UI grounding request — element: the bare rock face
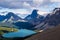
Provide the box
[35,8,60,30]
[25,9,44,25]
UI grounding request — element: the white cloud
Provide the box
[33,0,44,7]
[0,0,60,16]
[9,9,30,14]
[23,2,32,9]
[50,0,60,2]
[23,2,31,7]
[38,10,49,15]
[57,3,60,7]
[0,0,32,9]
[33,0,44,4]
[0,0,56,9]
[0,8,30,14]
[15,9,30,14]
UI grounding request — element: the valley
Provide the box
[0,8,60,40]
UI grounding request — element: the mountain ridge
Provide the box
[0,12,22,23]
[25,9,44,25]
[35,8,60,30]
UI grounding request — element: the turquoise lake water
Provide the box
[2,29,36,38]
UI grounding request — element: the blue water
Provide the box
[2,29,36,38]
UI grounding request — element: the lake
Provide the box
[2,29,36,38]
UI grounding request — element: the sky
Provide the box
[0,0,60,18]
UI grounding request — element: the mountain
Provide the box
[0,15,5,22]
[0,22,17,28]
[0,12,22,23]
[35,8,60,30]
[25,9,44,25]
[25,25,60,40]
[13,21,35,30]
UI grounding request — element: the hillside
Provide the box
[35,8,60,30]
[0,27,18,32]
[25,25,60,40]
[0,27,18,35]
[0,27,19,40]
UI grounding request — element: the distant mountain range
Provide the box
[0,12,22,23]
[0,10,45,25]
[0,8,60,30]
[0,12,36,30]
[0,12,23,28]
[35,8,60,30]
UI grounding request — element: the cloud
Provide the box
[33,0,44,6]
[0,0,60,9]
[23,2,32,9]
[0,8,30,14]
[50,0,60,2]
[0,0,51,9]
[38,10,49,15]
[0,0,22,8]
[0,0,60,16]
[0,0,34,9]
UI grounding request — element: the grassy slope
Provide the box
[0,26,19,35]
[0,27,19,40]
[0,27,18,32]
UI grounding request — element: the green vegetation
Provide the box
[0,27,18,32]
[0,27,19,35]
[0,26,19,40]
